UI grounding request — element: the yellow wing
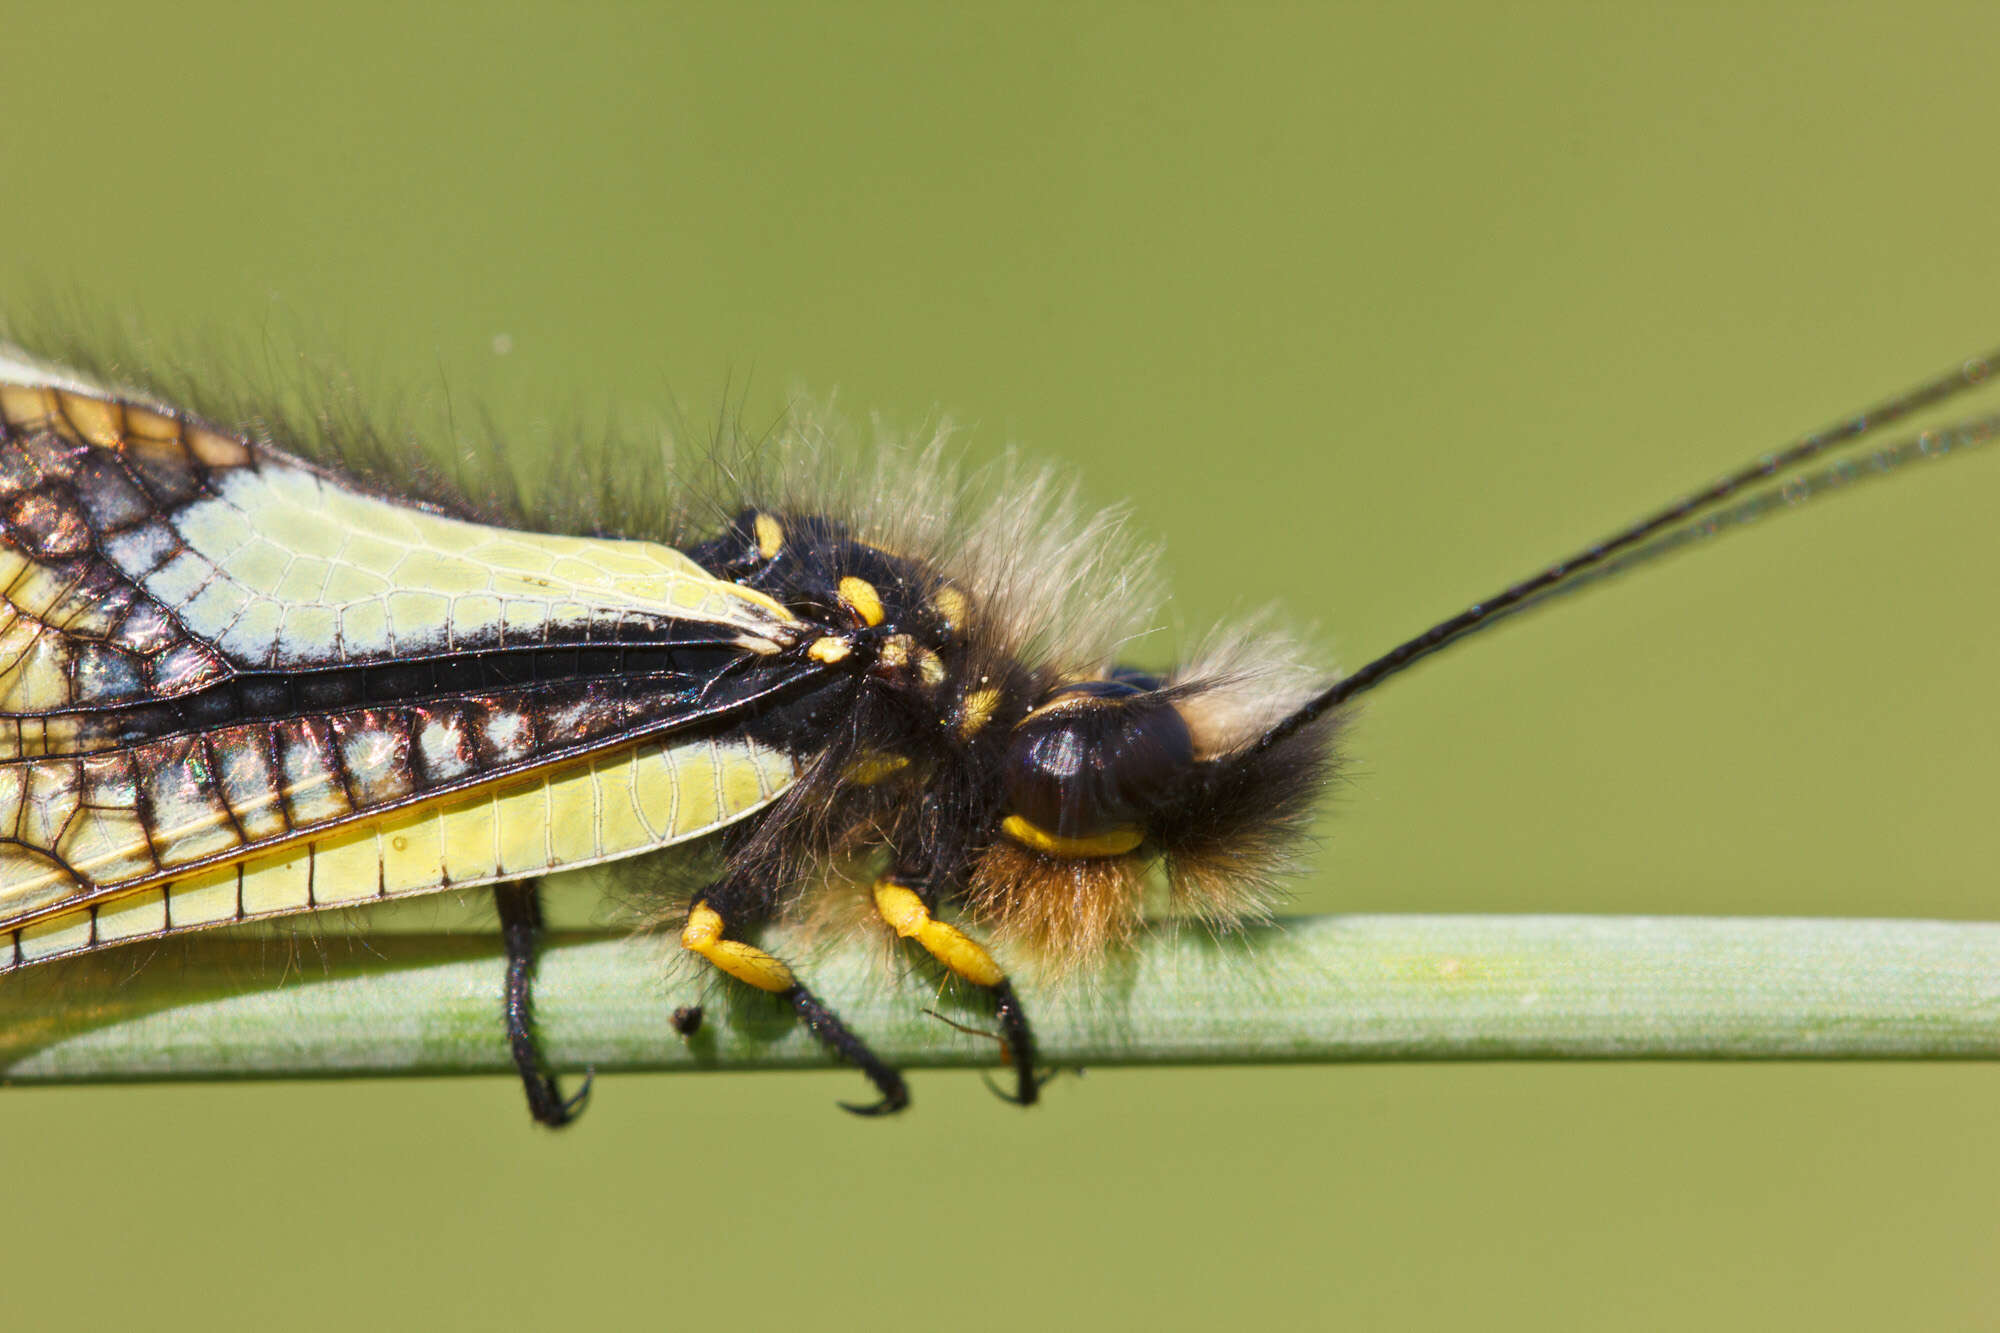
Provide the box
[0,356,811,971]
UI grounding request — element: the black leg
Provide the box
[682,892,912,1115]
[925,992,1055,1107]
[869,875,1042,1108]
[988,978,1044,1107]
[494,880,592,1128]
[788,982,910,1116]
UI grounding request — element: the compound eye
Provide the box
[1002,680,1194,851]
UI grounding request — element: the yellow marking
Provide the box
[312,834,382,905]
[722,582,795,623]
[544,761,605,866]
[503,595,553,641]
[874,633,944,686]
[844,752,910,786]
[185,425,252,468]
[341,599,393,655]
[666,742,720,837]
[321,560,392,604]
[166,864,239,927]
[0,736,803,968]
[717,748,768,817]
[94,887,166,943]
[666,579,720,612]
[342,531,409,577]
[376,804,446,888]
[0,632,71,712]
[838,575,886,627]
[39,389,80,439]
[587,746,649,859]
[0,384,54,431]
[1020,690,1105,724]
[931,585,969,628]
[116,455,800,668]
[123,404,180,443]
[50,583,118,636]
[125,431,185,464]
[958,687,1001,738]
[384,588,450,642]
[872,880,1006,988]
[16,909,90,963]
[434,784,500,885]
[21,761,80,851]
[57,805,158,886]
[239,846,311,915]
[753,512,785,559]
[6,558,77,621]
[56,391,123,448]
[280,733,352,825]
[492,776,555,877]
[808,635,852,664]
[271,560,339,607]
[0,843,75,914]
[682,900,795,992]
[636,741,688,839]
[142,550,216,607]
[146,765,247,865]
[1000,814,1144,859]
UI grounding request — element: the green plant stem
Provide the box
[4,914,1999,1084]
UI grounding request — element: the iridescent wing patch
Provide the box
[0,359,807,970]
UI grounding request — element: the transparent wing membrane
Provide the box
[4,731,797,971]
[0,360,814,968]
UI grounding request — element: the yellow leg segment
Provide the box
[874,876,1041,1106]
[872,880,1006,988]
[682,901,795,993]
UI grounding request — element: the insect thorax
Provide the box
[685,507,1337,967]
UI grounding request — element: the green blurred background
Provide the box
[5,3,2000,1328]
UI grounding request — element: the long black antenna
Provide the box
[1254,347,2000,754]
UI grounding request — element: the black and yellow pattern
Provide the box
[0,365,810,969]
[0,351,1342,1115]
[5,332,1990,1120]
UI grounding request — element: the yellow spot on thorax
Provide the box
[753,512,785,559]
[808,635,853,664]
[844,752,910,785]
[957,687,1002,738]
[875,634,947,690]
[931,585,969,628]
[838,575,886,627]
